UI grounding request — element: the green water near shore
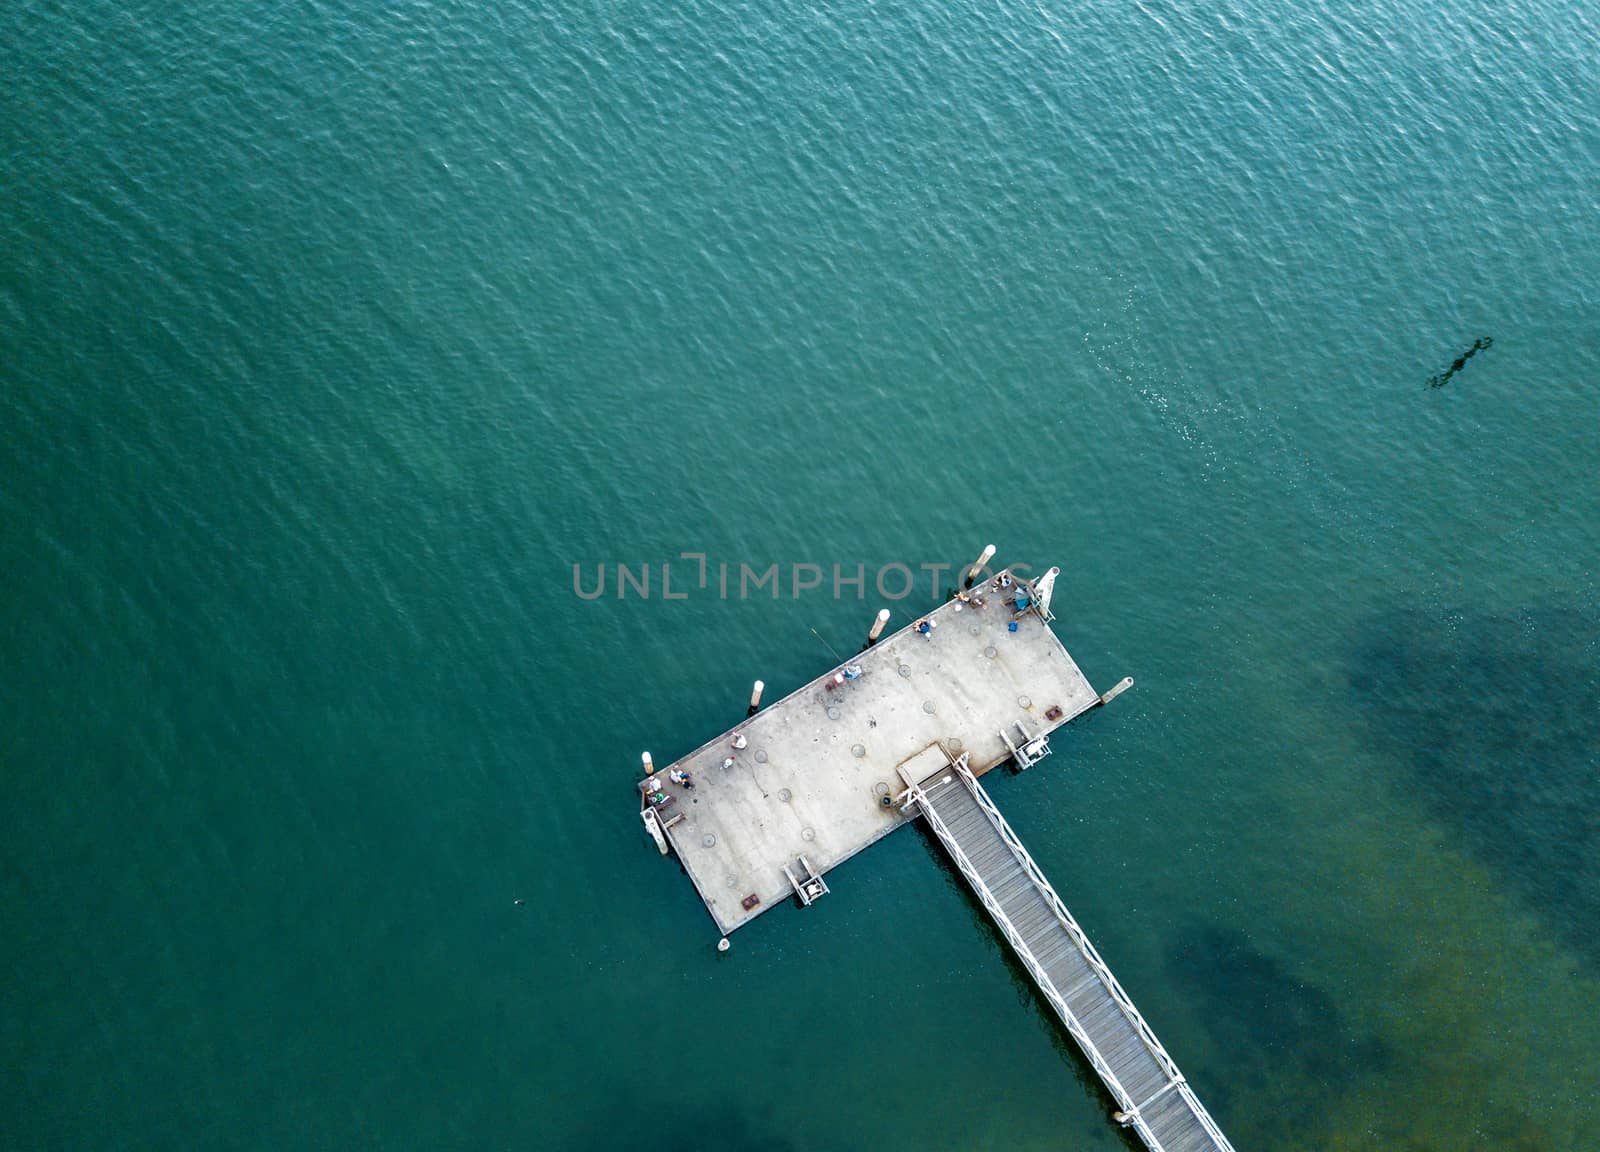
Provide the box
[3,0,1598,1147]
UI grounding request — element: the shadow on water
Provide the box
[1164,927,1391,1122]
[912,820,1145,1151]
[1350,605,1600,966]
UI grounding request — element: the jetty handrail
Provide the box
[909,772,1159,1150]
[951,759,1236,1152]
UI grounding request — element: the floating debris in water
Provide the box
[1426,336,1493,389]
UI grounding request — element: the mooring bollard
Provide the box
[747,679,765,716]
[867,608,891,646]
[965,544,996,588]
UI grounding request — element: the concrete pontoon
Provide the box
[643,567,1097,935]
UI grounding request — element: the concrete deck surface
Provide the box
[651,574,1101,935]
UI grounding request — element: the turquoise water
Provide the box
[3,0,1598,1147]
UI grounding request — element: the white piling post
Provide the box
[965,544,996,588]
[867,608,891,646]
[1098,676,1135,706]
[641,751,654,777]
[747,679,765,716]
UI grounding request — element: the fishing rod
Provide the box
[809,626,844,664]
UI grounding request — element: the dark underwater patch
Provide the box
[1425,336,1493,389]
[1350,605,1600,965]
[1164,926,1391,1120]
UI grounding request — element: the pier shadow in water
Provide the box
[1350,605,1600,967]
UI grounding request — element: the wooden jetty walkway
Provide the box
[638,550,1234,1149]
[910,755,1235,1152]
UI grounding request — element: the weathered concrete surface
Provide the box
[650,573,1101,935]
